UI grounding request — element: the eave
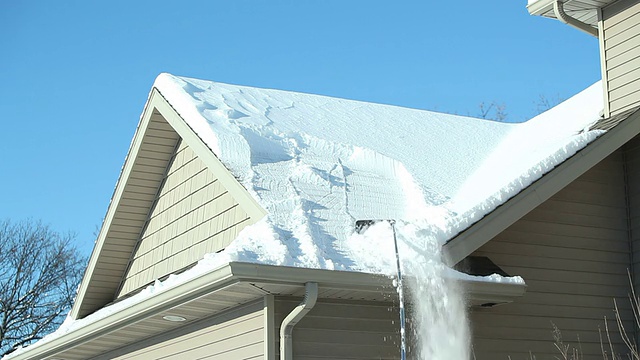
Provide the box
[527,0,614,28]
[6,262,526,360]
[445,106,640,265]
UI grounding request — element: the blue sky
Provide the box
[0,1,599,256]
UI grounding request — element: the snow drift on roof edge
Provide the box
[153,73,603,273]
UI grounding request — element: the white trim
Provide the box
[599,7,612,118]
[264,294,276,360]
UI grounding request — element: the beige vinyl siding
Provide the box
[96,300,265,360]
[602,0,640,116]
[77,111,180,317]
[623,135,640,293]
[118,139,251,297]
[273,298,401,359]
[471,150,631,360]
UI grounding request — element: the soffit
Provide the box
[527,0,616,27]
[72,94,181,319]
[13,263,525,360]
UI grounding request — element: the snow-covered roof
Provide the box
[2,74,610,360]
[154,73,603,272]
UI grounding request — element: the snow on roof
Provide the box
[2,75,602,359]
[154,73,604,273]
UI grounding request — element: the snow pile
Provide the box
[154,73,603,273]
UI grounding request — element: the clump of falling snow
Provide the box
[355,220,471,359]
[398,221,470,359]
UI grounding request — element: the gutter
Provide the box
[4,262,527,360]
[553,0,598,37]
[280,282,318,360]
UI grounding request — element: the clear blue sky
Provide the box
[0,1,599,256]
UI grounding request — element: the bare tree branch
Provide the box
[477,101,508,122]
[0,219,85,357]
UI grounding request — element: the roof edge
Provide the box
[70,88,166,320]
[6,262,525,359]
[444,107,640,265]
[527,0,554,16]
[150,87,268,222]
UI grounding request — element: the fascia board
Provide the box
[10,264,238,360]
[12,262,526,359]
[527,0,555,16]
[150,88,268,223]
[444,108,640,266]
[464,279,527,304]
[228,262,393,290]
[69,89,162,320]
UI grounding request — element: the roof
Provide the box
[151,73,604,271]
[67,74,606,318]
[527,0,615,27]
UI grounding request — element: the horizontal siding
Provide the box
[274,298,401,359]
[96,301,265,360]
[623,135,640,295]
[603,0,640,116]
[471,150,632,360]
[78,113,180,317]
[118,139,251,297]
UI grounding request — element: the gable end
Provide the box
[71,89,267,319]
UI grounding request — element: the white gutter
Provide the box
[553,0,598,37]
[4,262,526,360]
[280,282,318,360]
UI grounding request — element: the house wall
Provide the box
[623,135,640,293]
[471,150,632,360]
[94,300,265,360]
[118,138,251,297]
[600,0,640,116]
[273,297,402,359]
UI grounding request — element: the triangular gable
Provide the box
[117,138,252,297]
[71,89,267,319]
[444,107,640,265]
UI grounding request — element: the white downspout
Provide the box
[280,282,318,360]
[553,0,598,37]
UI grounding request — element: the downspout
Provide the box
[280,282,318,360]
[553,0,598,37]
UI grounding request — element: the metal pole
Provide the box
[390,220,407,360]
